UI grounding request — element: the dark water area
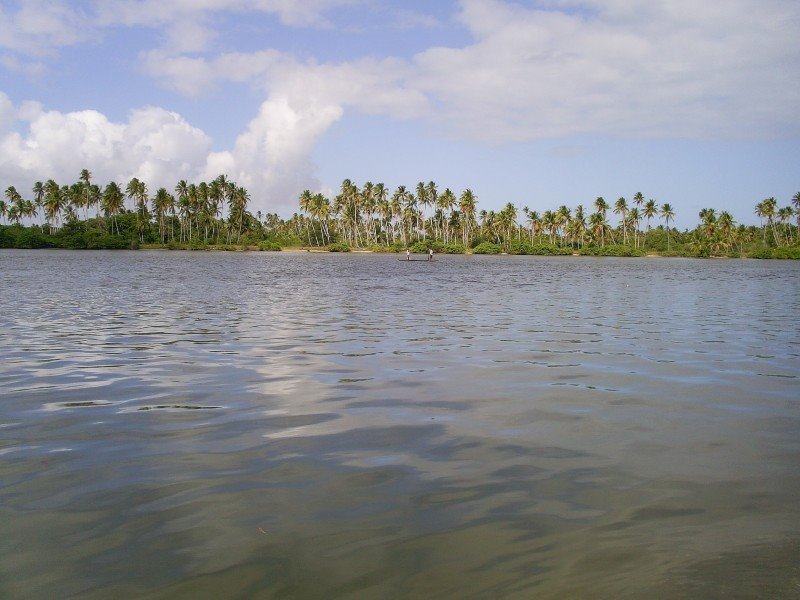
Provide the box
[1,250,799,599]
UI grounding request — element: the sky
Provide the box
[1,0,799,229]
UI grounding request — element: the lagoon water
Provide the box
[1,250,799,599]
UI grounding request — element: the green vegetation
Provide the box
[1,172,290,251]
[327,242,351,252]
[294,181,800,258]
[2,173,799,258]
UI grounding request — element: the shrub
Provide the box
[772,247,800,259]
[258,241,282,251]
[328,242,351,252]
[749,247,800,259]
[472,242,502,254]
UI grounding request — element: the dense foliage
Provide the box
[2,172,799,258]
[295,180,800,258]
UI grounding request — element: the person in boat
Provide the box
[406,248,410,261]
[428,248,433,261]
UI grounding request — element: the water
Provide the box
[1,250,799,599]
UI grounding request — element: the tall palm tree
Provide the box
[229,185,250,242]
[718,211,735,252]
[40,180,62,232]
[101,182,124,235]
[573,204,587,248]
[126,178,149,242]
[373,183,388,245]
[425,181,438,239]
[32,181,44,217]
[589,211,606,247]
[777,206,794,244]
[628,207,640,248]
[77,169,93,220]
[416,182,429,238]
[152,188,174,243]
[459,189,477,247]
[4,186,23,224]
[174,180,190,241]
[643,199,658,244]
[542,210,557,245]
[614,197,628,245]
[661,203,675,251]
[298,189,315,245]
[556,205,571,246]
[437,189,456,243]
[764,197,780,246]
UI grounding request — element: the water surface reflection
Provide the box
[1,251,798,598]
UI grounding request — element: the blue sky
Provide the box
[1,0,798,229]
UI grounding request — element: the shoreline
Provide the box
[2,245,795,259]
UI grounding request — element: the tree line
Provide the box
[2,172,799,257]
[295,180,800,257]
[1,170,259,248]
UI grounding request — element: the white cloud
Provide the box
[0,0,94,56]
[204,96,344,211]
[410,0,800,141]
[142,51,429,211]
[2,0,798,219]
[0,102,211,195]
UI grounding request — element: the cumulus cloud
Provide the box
[0,101,211,194]
[143,52,429,211]
[204,96,344,211]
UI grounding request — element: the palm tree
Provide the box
[792,192,800,231]
[416,182,429,238]
[152,188,174,243]
[758,197,779,246]
[573,205,587,248]
[79,169,94,219]
[126,178,149,242]
[32,181,44,217]
[425,181,438,240]
[229,185,250,243]
[40,180,63,233]
[526,209,542,243]
[718,211,735,253]
[459,189,477,247]
[777,206,794,244]
[174,180,190,242]
[643,199,658,244]
[542,210,557,245]
[437,188,456,243]
[4,186,23,224]
[555,205,571,246]
[614,197,628,245]
[589,211,605,247]
[298,189,315,245]
[628,207,640,248]
[498,202,517,247]
[661,203,675,251]
[101,182,125,235]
